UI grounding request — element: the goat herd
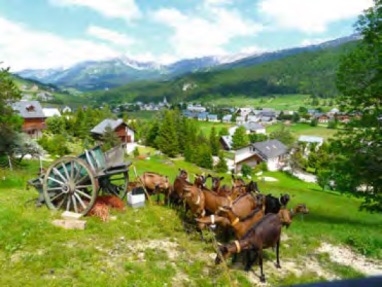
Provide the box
[137,169,310,283]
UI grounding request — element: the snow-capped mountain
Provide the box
[16,35,360,91]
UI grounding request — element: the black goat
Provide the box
[264,193,290,214]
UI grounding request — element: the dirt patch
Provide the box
[125,239,180,261]
[317,242,382,276]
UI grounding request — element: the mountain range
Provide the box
[16,35,360,92]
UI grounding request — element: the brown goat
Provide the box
[215,211,292,283]
[139,171,171,204]
[182,183,205,218]
[171,169,190,206]
[202,188,234,214]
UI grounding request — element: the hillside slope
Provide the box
[88,41,357,105]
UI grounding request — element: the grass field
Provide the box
[267,122,339,140]
[201,94,336,111]
[1,155,381,286]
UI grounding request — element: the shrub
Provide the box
[241,164,253,177]
[133,147,140,157]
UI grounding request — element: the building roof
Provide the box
[298,135,324,144]
[12,101,45,119]
[43,108,61,117]
[253,139,288,160]
[243,122,265,131]
[222,114,232,120]
[220,135,233,150]
[91,119,127,135]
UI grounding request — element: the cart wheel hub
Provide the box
[62,185,70,193]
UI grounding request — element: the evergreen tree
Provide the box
[232,126,249,150]
[156,111,179,157]
[270,126,295,147]
[101,126,121,151]
[219,127,229,136]
[0,67,22,157]
[209,126,220,156]
[196,144,213,169]
[215,152,228,173]
[333,0,382,211]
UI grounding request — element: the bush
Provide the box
[241,164,253,177]
[133,147,140,157]
[215,152,228,173]
[253,162,268,173]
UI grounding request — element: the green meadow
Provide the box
[0,155,381,286]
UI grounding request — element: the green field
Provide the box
[267,122,339,140]
[0,155,381,286]
[202,94,336,111]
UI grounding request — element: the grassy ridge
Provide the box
[0,157,381,286]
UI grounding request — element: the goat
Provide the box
[139,171,171,204]
[170,169,189,207]
[265,193,290,214]
[215,211,292,283]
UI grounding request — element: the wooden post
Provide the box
[133,165,151,204]
[8,155,13,171]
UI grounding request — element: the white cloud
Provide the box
[0,17,120,71]
[51,0,141,21]
[204,0,232,6]
[153,7,263,59]
[258,0,373,33]
[239,45,266,55]
[87,26,134,46]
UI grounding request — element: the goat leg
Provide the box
[258,249,266,283]
[244,250,256,272]
[275,238,281,269]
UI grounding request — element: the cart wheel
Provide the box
[98,171,129,199]
[43,157,98,215]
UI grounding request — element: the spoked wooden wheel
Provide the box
[98,171,129,199]
[43,157,98,215]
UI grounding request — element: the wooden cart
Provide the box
[28,144,131,215]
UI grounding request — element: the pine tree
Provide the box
[232,126,249,150]
[101,126,121,151]
[215,152,228,173]
[156,111,179,157]
[209,126,220,156]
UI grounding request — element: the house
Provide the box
[222,114,232,123]
[247,115,260,123]
[207,114,219,122]
[298,135,324,155]
[236,108,252,117]
[236,116,245,125]
[252,140,288,171]
[36,92,54,101]
[12,101,46,138]
[233,139,288,172]
[197,112,209,121]
[187,104,206,113]
[328,108,340,117]
[242,122,266,134]
[91,119,135,143]
[314,113,331,123]
[220,135,233,150]
[43,108,61,118]
[62,106,72,114]
[335,113,350,124]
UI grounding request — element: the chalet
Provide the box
[335,113,350,124]
[242,122,266,134]
[247,115,260,122]
[236,108,252,117]
[187,104,206,113]
[207,114,219,122]
[298,135,324,155]
[62,106,72,113]
[197,112,209,121]
[43,108,61,118]
[236,116,245,125]
[12,101,46,138]
[314,113,331,123]
[222,114,232,123]
[91,119,135,143]
[234,139,288,172]
[220,135,233,150]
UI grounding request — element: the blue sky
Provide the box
[0,0,373,71]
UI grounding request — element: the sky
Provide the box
[0,0,373,71]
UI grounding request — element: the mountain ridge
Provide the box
[16,35,360,92]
